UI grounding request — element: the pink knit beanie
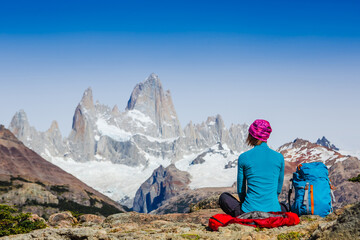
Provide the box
[249,119,272,142]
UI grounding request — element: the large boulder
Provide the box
[48,212,77,227]
[79,214,105,226]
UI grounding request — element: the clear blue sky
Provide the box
[0,0,359,150]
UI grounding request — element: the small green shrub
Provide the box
[0,181,12,187]
[180,233,200,240]
[348,174,360,182]
[70,210,83,219]
[277,231,304,240]
[300,216,317,222]
[255,226,265,232]
[35,181,46,187]
[50,185,69,193]
[0,204,47,237]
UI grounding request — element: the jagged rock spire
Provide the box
[112,105,121,116]
[126,73,162,111]
[316,136,339,151]
[126,73,183,138]
[80,87,94,110]
[8,109,30,139]
[68,87,97,162]
[72,87,95,134]
[48,120,60,132]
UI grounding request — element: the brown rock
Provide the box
[79,214,105,226]
[48,212,78,227]
[190,194,221,212]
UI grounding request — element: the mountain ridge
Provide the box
[8,73,249,207]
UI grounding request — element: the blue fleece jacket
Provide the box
[237,142,284,213]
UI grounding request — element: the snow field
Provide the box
[96,118,132,142]
[49,156,171,206]
[176,145,239,189]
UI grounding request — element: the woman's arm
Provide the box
[277,155,285,196]
[237,155,247,202]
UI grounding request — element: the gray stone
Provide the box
[310,201,360,240]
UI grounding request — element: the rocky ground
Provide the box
[2,198,359,240]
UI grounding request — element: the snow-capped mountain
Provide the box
[278,138,347,167]
[8,73,249,207]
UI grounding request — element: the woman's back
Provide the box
[238,142,284,212]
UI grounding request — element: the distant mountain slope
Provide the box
[0,125,126,217]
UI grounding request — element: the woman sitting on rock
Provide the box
[219,119,287,217]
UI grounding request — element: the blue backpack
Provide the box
[288,162,335,217]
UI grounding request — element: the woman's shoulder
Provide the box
[239,147,256,160]
[268,147,284,159]
[240,148,255,156]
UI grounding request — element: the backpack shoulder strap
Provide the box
[304,182,310,214]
